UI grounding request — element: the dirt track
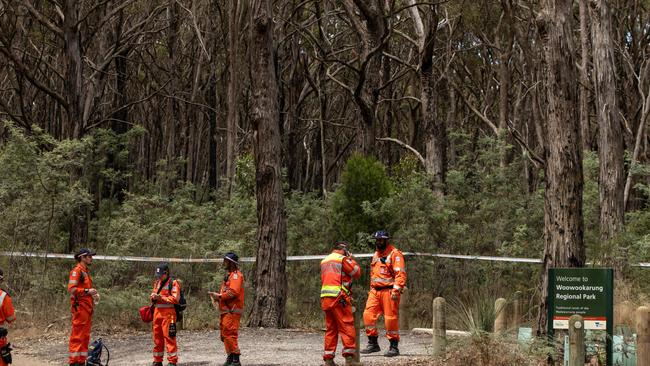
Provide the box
[13,327,433,365]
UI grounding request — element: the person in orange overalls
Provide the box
[209,252,244,366]
[360,231,407,357]
[150,263,180,366]
[0,268,16,366]
[320,241,361,366]
[68,248,98,366]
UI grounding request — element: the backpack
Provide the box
[168,278,187,321]
[86,338,109,366]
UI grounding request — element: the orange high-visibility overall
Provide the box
[320,250,361,360]
[68,262,95,364]
[0,289,16,366]
[151,278,180,364]
[363,244,407,341]
[219,269,244,355]
[68,263,94,365]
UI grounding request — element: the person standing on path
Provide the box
[0,268,16,366]
[150,263,181,366]
[209,252,244,366]
[360,231,407,357]
[68,248,99,366]
[320,241,362,366]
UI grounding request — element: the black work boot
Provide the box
[360,336,381,354]
[384,339,399,357]
[152,363,163,366]
[230,354,242,366]
[223,354,233,366]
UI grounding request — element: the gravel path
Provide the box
[14,328,433,365]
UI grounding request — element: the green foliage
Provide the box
[331,154,393,241]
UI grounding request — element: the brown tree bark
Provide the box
[226,0,241,197]
[63,0,88,250]
[536,0,586,349]
[340,0,389,156]
[579,0,592,150]
[247,0,288,328]
[406,1,447,194]
[591,0,625,251]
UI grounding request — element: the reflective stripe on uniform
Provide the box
[0,291,6,305]
[342,348,356,354]
[154,304,174,308]
[70,352,88,356]
[68,279,79,285]
[393,284,402,290]
[393,267,403,272]
[320,285,349,298]
[5,315,15,322]
[220,308,244,314]
[323,351,335,355]
[372,278,393,284]
[348,265,360,276]
[168,352,177,356]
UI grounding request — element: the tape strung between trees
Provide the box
[0,250,649,267]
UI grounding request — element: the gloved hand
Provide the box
[390,289,400,301]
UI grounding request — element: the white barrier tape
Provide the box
[0,250,648,267]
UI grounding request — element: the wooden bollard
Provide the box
[494,298,507,334]
[353,301,362,363]
[568,315,585,366]
[432,297,446,356]
[399,287,409,330]
[637,306,650,366]
[511,291,522,332]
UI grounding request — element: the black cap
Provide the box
[155,263,169,278]
[74,248,96,260]
[224,252,239,265]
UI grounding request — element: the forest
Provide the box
[1,0,650,364]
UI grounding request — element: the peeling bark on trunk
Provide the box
[536,0,585,350]
[247,0,288,328]
[579,0,592,150]
[591,0,625,256]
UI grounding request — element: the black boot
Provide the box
[230,354,242,366]
[384,339,399,357]
[152,363,163,366]
[223,354,233,366]
[360,336,381,354]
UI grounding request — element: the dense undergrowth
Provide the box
[1,125,649,334]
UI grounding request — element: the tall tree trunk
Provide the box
[591,0,625,256]
[579,0,592,150]
[497,0,514,168]
[226,0,241,197]
[420,8,446,194]
[247,0,288,328]
[63,0,88,250]
[536,0,586,352]
[408,1,446,194]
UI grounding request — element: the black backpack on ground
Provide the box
[86,338,109,366]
